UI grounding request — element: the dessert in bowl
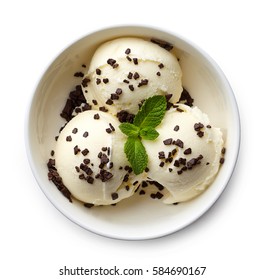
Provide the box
[26,25,240,240]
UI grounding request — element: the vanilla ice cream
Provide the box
[81,37,182,115]
[54,110,144,205]
[143,104,223,203]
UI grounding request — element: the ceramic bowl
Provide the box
[25,25,240,240]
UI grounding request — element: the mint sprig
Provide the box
[119,95,167,175]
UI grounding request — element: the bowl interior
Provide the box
[26,26,240,240]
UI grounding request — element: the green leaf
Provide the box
[133,95,167,128]
[139,127,159,140]
[124,137,148,175]
[119,123,140,137]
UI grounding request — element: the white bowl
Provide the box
[25,25,240,240]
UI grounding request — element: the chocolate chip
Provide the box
[111,192,119,200]
[74,145,80,155]
[109,123,115,131]
[83,131,89,137]
[106,99,113,105]
[133,58,138,65]
[194,122,204,131]
[126,56,132,62]
[66,136,72,142]
[117,110,135,123]
[99,106,108,112]
[158,63,164,69]
[127,72,133,79]
[138,79,148,87]
[103,78,109,84]
[81,149,89,156]
[133,72,140,79]
[72,128,78,134]
[107,58,116,66]
[86,176,94,184]
[221,147,226,154]
[106,128,112,134]
[156,71,161,76]
[74,72,84,77]
[75,166,80,172]
[163,138,173,145]
[129,85,134,91]
[123,79,129,84]
[184,148,192,155]
[197,131,204,137]
[125,48,131,54]
[84,203,94,208]
[175,139,183,148]
[139,190,145,195]
[83,158,90,164]
[111,93,119,100]
[174,125,179,132]
[94,113,100,119]
[158,151,165,159]
[116,88,123,95]
[179,88,194,107]
[96,68,101,75]
[220,157,225,164]
[99,170,113,182]
[92,99,98,105]
[81,77,90,87]
[150,38,173,51]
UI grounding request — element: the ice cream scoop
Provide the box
[81,37,182,115]
[54,110,144,205]
[143,104,224,203]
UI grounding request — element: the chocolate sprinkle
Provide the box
[163,138,173,145]
[107,58,116,66]
[133,72,140,79]
[83,131,89,137]
[74,72,84,77]
[133,58,138,65]
[184,148,192,155]
[94,113,100,120]
[84,203,94,208]
[125,48,131,54]
[47,159,72,202]
[179,88,194,107]
[175,139,184,148]
[81,77,90,87]
[74,145,80,155]
[174,125,179,132]
[81,149,89,156]
[72,128,78,134]
[111,192,119,200]
[117,110,135,123]
[150,38,173,51]
[129,85,134,91]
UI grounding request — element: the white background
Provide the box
[1,0,264,279]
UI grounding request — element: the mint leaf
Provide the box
[119,95,167,175]
[133,95,167,128]
[140,127,159,140]
[119,123,140,137]
[124,137,148,175]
